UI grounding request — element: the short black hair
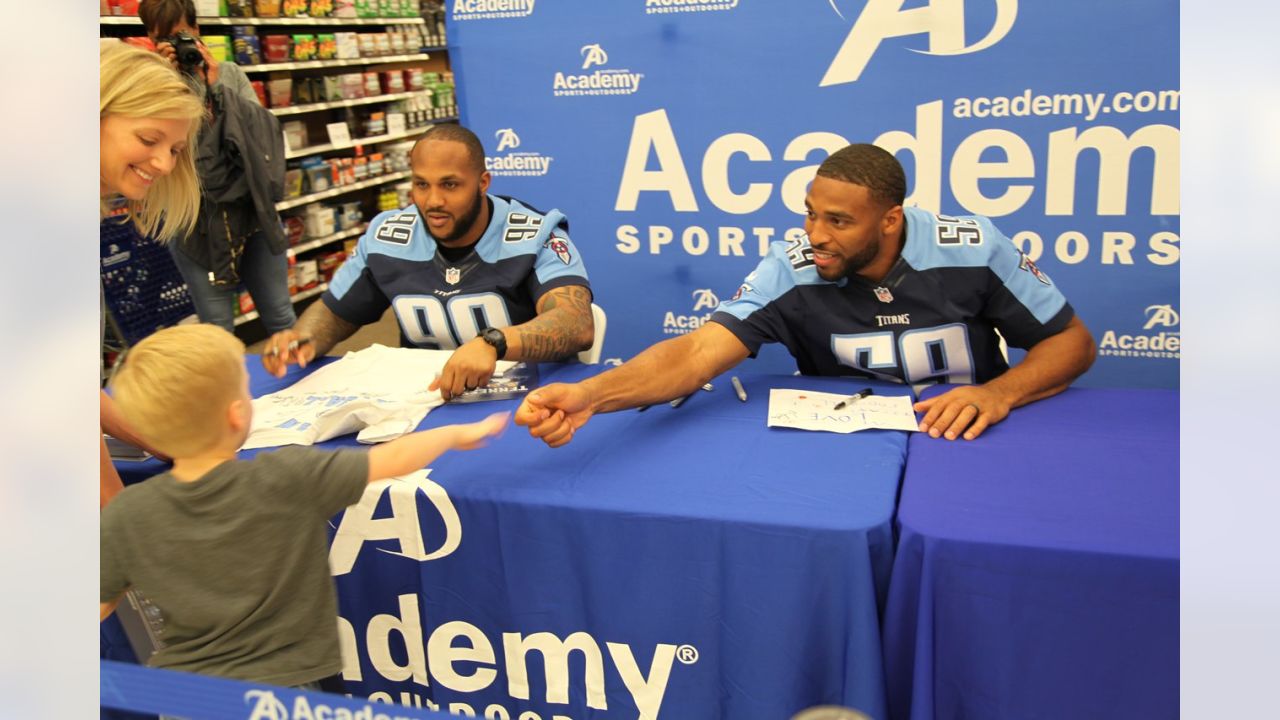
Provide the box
[412,124,486,175]
[816,143,906,208]
[138,0,197,38]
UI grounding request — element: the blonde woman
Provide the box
[99,40,204,506]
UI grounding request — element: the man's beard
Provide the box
[841,234,881,279]
[423,189,484,244]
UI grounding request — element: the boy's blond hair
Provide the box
[110,324,247,458]
[99,40,204,242]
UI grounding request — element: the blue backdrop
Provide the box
[449,0,1179,388]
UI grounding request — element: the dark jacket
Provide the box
[175,80,287,285]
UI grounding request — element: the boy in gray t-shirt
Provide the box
[101,324,507,688]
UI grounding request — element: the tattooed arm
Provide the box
[506,285,595,361]
[261,300,362,378]
[431,285,595,400]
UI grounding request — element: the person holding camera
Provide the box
[139,0,298,334]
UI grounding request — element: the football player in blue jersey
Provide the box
[517,143,1095,446]
[263,125,595,399]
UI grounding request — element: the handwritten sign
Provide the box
[767,388,920,434]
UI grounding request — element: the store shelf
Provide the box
[287,225,366,258]
[234,283,328,326]
[241,51,438,73]
[271,91,421,116]
[101,16,426,26]
[286,124,427,159]
[276,170,411,211]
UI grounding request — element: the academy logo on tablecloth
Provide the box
[328,471,462,576]
[645,0,739,14]
[822,0,1018,86]
[663,288,719,335]
[554,43,644,97]
[451,0,535,20]
[486,128,554,176]
[1098,304,1180,360]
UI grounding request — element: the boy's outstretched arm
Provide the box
[366,412,509,482]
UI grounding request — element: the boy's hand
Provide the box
[453,412,510,450]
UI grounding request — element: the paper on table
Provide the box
[766,388,920,434]
[243,344,516,449]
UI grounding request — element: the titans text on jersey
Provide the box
[711,206,1072,386]
[323,195,591,349]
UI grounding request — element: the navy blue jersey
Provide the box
[711,206,1073,385]
[323,195,590,349]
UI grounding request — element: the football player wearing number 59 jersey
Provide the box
[262,125,594,399]
[517,143,1096,446]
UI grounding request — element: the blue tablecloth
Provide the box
[882,386,1179,720]
[114,360,911,720]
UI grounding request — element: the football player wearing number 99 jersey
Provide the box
[262,125,594,399]
[516,143,1096,447]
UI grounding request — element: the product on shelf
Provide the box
[250,80,269,108]
[357,33,378,58]
[255,0,282,16]
[318,251,347,282]
[310,0,335,16]
[292,34,317,62]
[340,72,365,99]
[381,70,406,94]
[263,35,292,64]
[295,259,319,290]
[339,202,363,228]
[365,110,386,137]
[334,0,356,17]
[227,0,255,19]
[374,32,392,57]
[353,156,369,181]
[205,36,232,63]
[232,26,262,65]
[394,181,412,209]
[282,0,308,17]
[317,34,337,61]
[377,187,399,211]
[238,291,256,316]
[322,75,344,102]
[335,32,360,59]
[267,78,293,108]
[362,71,381,97]
[355,0,376,19]
[304,204,337,237]
[405,67,425,91]
[283,121,308,151]
[284,215,306,245]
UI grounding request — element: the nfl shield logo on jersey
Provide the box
[445,267,461,285]
[874,286,894,303]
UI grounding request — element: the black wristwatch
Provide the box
[479,327,507,360]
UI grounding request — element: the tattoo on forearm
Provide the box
[516,286,593,361]
[294,301,359,357]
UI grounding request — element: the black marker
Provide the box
[833,387,873,410]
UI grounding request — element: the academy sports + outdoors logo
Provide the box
[553,43,644,97]
[822,0,1018,86]
[645,0,739,15]
[486,128,554,176]
[451,0,535,21]
[1098,304,1179,359]
[663,288,719,335]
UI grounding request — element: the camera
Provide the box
[163,31,204,76]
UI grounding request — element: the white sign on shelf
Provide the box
[387,113,407,136]
[325,122,353,147]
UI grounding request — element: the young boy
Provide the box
[100,324,507,689]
